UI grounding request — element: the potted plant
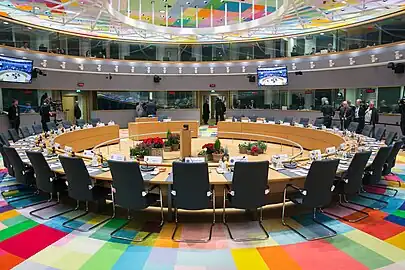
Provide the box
[143,137,164,157]
[164,140,172,152]
[238,142,249,154]
[169,133,180,151]
[130,142,150,160]
[201,143,214,161]
[198,150,208,162]
[212,138,224,162]
[257,141,267,154]
[251,145,259,156]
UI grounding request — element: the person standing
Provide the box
[40,98,51,132]
[215,98,223,124]
[339,101,353,130]
[8,99,20,132]
[135,102,144,118]
[202,99,210,125]
[321,100,334,128]
[221,98,226,121]
[74,101,82,123]
[146,100,157,116]
[365,101,379,135]
[353,99,366,133]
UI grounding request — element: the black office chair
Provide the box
[249,116,258,122]
[233,116,241,122]
[385,131,397,146]
[20,126,31,138]
[108,160,164,242]
[347,122,359,133]
[361,125,373,137]
[59,155,112,231]
[282,159,339,240]
[171,162,215,243]
[223,161,269,241]
[363,146,395,198]
[374,128,385,141]
[26,151,74,219]
[0,142,13,176]
[2,146,42,208]
[91,118,101,127]
[8,129,20,143]
[76,119,86,127]
[0,132,10,146]
[266,116,275,122]
[283,116,293,124]
[32,124,43,135]
[46,122,58,131]
[313,118,324,128]
[323,152,372,222]
[299,118,310,126]
[382,140,403,187]
[62,120,72,129]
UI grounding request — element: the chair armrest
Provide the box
[148,185,159,192]
[285,184,306,195]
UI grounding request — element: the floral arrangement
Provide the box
[202,143,215,154]
[250,145,259,155]
[143,137,164,148]
[130,142,150,158]
[168,133,180,145]
[214,138,224,154]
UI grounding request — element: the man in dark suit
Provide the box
[8,99,20,132]
[146,100,157,116]
[339,101,353,130]
[353,99,366,133]
[321,100,334,128]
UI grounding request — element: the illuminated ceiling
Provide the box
[0,0,404,43]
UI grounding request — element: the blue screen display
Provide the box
[0,55,33,83]
[257,66,288,86]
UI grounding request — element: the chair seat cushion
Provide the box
[91,186,111,201]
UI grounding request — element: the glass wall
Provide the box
[1,14,405,61]
[2,88,39,112]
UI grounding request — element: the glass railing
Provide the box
[1,14,405,62]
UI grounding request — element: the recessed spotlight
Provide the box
[204,0,207,3]
[341,0,347,3]
[33,6,40,10]
[320,32,324,35]
[3,21,8,25]
[341,8,345,11]
[186,1,190,4]
[27,27,32,30]
[160,10,165,13]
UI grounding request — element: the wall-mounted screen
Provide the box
[0,55,33,83]
[257,66,288,86]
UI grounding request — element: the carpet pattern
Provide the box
[0,157,405,269]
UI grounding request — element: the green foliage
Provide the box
[214,138,221,152]
[257,141,267,152]
[130,142,150,158]
[238,142,249,148]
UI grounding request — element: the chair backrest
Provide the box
[62,120,72,129]
[0,132,10,146]
[385,131,397,146]
[347,122,359,132]
[32,124,43,135]
[91,118,101,126]
[361,125,373,137]
[266,116,275,122]
[283,116,293,124]
[20,126,31,138]
[373,128,385,141]
[233,116,241,122]
[26,151,55,193]
[3,146,31,185]
[76,119,86,127]
[249,116,258,122]
[299,118,310,126]
[8,129,20,142]
[46,122,58,131]
[172,162,210,210]
[344,151,372,195]
[367,146,392,185]
[385,141,403,174]
[303,159,339,208]
[59,155,94,201]
[108,160,150,210]
[313,118,324,127]
[231,161,269,209]
[0,143,13,176]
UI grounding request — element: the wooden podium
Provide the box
[180,127,192,158]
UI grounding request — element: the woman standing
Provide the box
[202,99,210,125]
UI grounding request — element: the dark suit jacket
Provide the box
[8,105,20,121]
[339,107,353,121]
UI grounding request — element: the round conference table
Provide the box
[11,121,380,220]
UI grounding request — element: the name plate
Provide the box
[110,154,126,161]
[268,121,275,124]
[185,157,205,163]
[64,146,72,153]
[309,149,322,161]
[225,118,232,122]
[326,146,336,155]
[256,119,264,123]
[83,150,95,157]
[144,156,163,164]
[229,156,248,166]
[241,119,249,123]
[108,121,115,126]
[163,118,172,122]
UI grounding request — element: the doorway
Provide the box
[62,96,76,123]
[199,91,228,125]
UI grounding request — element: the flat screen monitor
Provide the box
[257,66,288,86]
[0,55,33,83]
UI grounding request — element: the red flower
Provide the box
[251,145,259,153]
[202,143,214,154]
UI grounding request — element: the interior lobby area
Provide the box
[0,0,405,269]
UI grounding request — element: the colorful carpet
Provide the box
[199,126,217,138]
[0,160,405,269]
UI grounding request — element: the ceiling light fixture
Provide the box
[371,54,378,63]
[310,61,315,69]
[160,10,165,13]
[3,21,8,25]
[194,67,198,74]
[329,60,335,67]
[97,64,102,71]
[130,66,135,73]
[349,57,356,65]
[291,63,297,70]
[78,64,84,70]
[114,65,119,72]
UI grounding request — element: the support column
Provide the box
[304,37,316,55]
[119,43,130,59]
[264,40,274,58]
[79,39,91,56]
[264,89,272,107]
[287,38,296,57]
[192,45,202,61]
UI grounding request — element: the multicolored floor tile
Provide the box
[0,154,405,270]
